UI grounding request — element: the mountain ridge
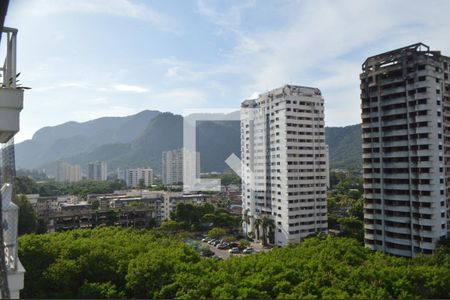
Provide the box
[15,111,362,175]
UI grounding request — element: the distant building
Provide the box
[160,193,207,221]
[118,168,154,187]
[88,161,107,181]
[162,148,200,185]
[56,161,81,183]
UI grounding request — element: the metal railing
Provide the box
[0,27,18,88]
[1,183,18,272]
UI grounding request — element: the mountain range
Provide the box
[15,110,361,176]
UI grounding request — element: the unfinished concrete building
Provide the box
[361,43,450,257]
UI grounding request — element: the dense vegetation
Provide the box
[17,109,363,174]
[163,203,240,232]
[328,171,364,242]
[14,176,127,197]
[16,169,49,181]
[201,169,241,185]
[326,124,362,171]
[19,227,450,299]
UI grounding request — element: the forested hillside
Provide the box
[326,124,362,170]
[16,109,362,174]
[19,228,450,299]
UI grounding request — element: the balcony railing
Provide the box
[1,183,18,272]
[0,27,17,88]
[0,27,23,144]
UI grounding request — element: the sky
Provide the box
[4,0,450,142]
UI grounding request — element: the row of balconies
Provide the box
[364,213,437,227]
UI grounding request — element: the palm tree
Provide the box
[242,209,251,237]
[253,217,262,241]
[261,216,275,246]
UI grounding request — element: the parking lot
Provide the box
[202,239,270,260]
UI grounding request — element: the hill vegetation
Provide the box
[325,124,362,171]
[15,110,160,170]
[16,111,362,174]
[19,227,450,299]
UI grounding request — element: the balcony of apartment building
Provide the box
[0,27,23,144]
[0,26,25,298]
[0,184,24,298]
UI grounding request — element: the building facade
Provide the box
[88,161,107,181]
[0,23,25,298]
[162,148,200,185]
[119,168,153,187]
[241,85,329,246]
[361,43,450,257]
[56,161,81,183]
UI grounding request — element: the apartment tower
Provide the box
[120,168,154,188]
[56,161,82,183]
[162,149,200,185]
[88,161,108,181]
[361,43,450,257]
[241,85,329,246]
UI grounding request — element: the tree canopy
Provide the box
[14,177,127,198]
[19,227,450,299]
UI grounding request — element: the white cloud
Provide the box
[12,0,450,143]
[113,84,149,93]
[10,0,178,32]
[143,88,208,114]
[34,82,89,92]
[196,0,255,31]
[212,0,450,126]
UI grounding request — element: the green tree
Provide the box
[13,194,37,235]
[338,216,364,242]
[261,215,275,246]
[253,217,262,240]
[17,228,450,299]
[208,227,226,239]
[138,179,146,189]
[170,203,200,228]
[14,176,39,194]
[242,209,250,237]
[239,239,251,248]
[79,281,120,299]
[160,220,185,232]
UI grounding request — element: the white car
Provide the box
[243,247,255,254]
[228,247,240,254]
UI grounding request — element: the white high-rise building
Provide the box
[56,161,81,183]
[241,85,329,246]
[361,43,450,257]
[120,168,153,188]
[88,161,107,181]
[162,149,200,185]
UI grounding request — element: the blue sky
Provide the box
[5,0,450,142]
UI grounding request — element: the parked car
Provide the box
[229,242,239,248]
[217,243,229,250]
[202,237,211,242]
[228,247,240,254]
[243,247,255,254]
[208,239,216,245]
[213,240,221,246]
